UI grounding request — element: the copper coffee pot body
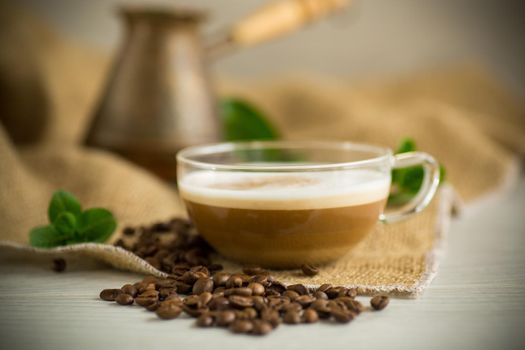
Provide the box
[85,9,220,179]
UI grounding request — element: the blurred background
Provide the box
[12,0,525,95]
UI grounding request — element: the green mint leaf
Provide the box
[53,212,77,236]
[48,190,82,223]
[29,225,66,248]
[77,208,117,243]
[396,138,416,154]
[220,98,279,141]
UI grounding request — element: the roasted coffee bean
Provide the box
[242,266,268,276]
[155,279,176,289]
[52,258,66,272]
[260,308,280,328]
[283,290,300,301]
[313,291,328,300]
[249,274,271,287]
[208,296,229,310]
[213,272,230,287]
[252,320,273,335]
[331,308,355,323]
[268,281,286,294]
[156,303,182,319]
[135,296,157,307]
[192,277,214,295]
[174,281,192,294]
[139,289,159,299]
[184,295,201,308]
[121,284,138,298]
[265,289,281,297]
[301,264,319,276]
[196,314,214,327]
[283,302,302,313]
[252,296,267,311]
[182,305,208,317]
[198,292,213,306]
[138,283,156,294]
[295,295,315,307]
[247,282,265,296]
[230,319,253,333]
[152,222,171,232]
[146,301,161,311]
[318,283,332,292]
[226,275,243,289]
[115,293,134,305]
[283,310,301,324]
[303,309,319,323]
[287,284,308,295]
[243,307,258,319]
[325,287,342,299]
[338,298,364,314]
[216,310,236,327]
[345,288,357,298]
[213,287,225,296]
[224,288,253,297]
[123,227,135,235]
[181,271,199,285]
[370,295,389,311]
[100,289,122,301]
[159,287,176,299]
[229,295,254,309]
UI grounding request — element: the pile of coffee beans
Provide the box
[104,218,389,335]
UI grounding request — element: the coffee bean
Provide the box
[196,314,214,327]
[283,302,302,313]
[225,275,243,289]
[249,274,271,287]
[156,303,182,319]
[216,310,236,327]
[159,287,176,299]
[247,282,265,296]
[283,310,301,324]
[229,295,254,309]
[318,283,331,292]
[213,272,230,286]
[121,284,138,298]
[115,293,134,305]
[301,264,319,276]
[295,295,315,307]
[283,290,300,301]
[346,288,357,298]
[242,266,268,276]
[184,295,201,308]
[230,319,253,334]
[370,295,389,311]
[260,308,280,328]
[331,308,354,323]
[268,281,286,294]
[192,278,214,295]
[198,292,213,306]
[313,291,328,300]
[325,287,342,299]
[135,296,157,307]
[174,281,192,294]
[252,296,267,311]
[209,296,229,310]
[252,320,273,335]
[225,287,253,297]
[139,289,159,299]
[146,301,160,311]
[243,307,258,319]
[287,284,308,295]
[303,309,319,323]
[52,258,66,272]
[100,289,122,301]
[182,305,208,317]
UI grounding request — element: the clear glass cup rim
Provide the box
[177,140,393,172]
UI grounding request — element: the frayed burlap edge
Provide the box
[0,185,457,298]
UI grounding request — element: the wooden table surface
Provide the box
[1,179,524,350]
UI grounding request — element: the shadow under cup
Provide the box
[177,141,440,269]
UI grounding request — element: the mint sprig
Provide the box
[29,190,117,248]
[388,138,446,206]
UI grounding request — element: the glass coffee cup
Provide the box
[177,141,440,269]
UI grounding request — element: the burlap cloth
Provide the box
[1,3,524,296]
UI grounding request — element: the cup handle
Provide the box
[380,152,441,223]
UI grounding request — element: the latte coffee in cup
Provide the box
[179,169,390,268]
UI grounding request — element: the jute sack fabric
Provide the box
[1,3,523,296]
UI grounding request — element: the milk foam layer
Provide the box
[179,170,390,210]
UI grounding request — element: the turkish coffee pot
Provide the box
[85,0,350,179]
